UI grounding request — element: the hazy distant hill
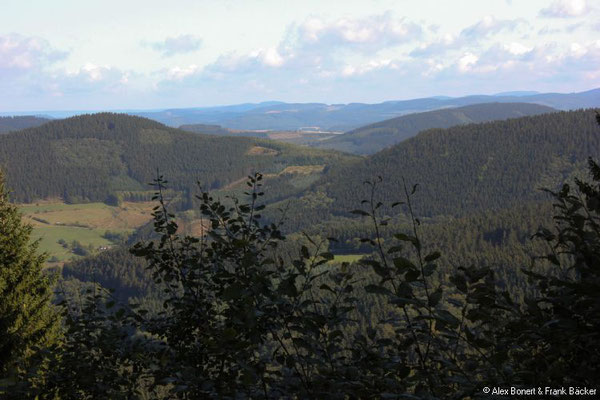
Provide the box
[0,116,51,133]
[178,123,341,146]
[0,113,354,203]
[177,123,231,135]
[315,102,556,154]
[131,88,599,131]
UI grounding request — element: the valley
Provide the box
[2,94,599,399]
[3,2,600,397]
[6,105,599,268]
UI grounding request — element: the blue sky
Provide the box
[1,0,598,111]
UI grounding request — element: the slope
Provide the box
[0,116,51,133]
[0,113,355,203]
[266,109,600,232]
[315,102,555,154]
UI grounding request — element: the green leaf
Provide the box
[405,269,420,282]
[300,245,309,259]
[429,288,443,307]
[361,259,389,277]
[365,284,393,296]
[394,233,419,249]
[390,297,418,306]
[393,256,415,272]
[435,309,460,327]
[424,251,441,262]
[350,209,370,217]
[450,274,467,293]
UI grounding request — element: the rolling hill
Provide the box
[0,116,51,133]
[261,109,600,232]
[131,88,599,131]
[0,113,355,203]
[315,102,556,154]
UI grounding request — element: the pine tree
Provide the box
[0,170,60,384]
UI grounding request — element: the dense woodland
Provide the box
[316,109,600,219]
[1,107,599,398]
[315,102,554,154]
[0,113,354,203]
[0,116,50,134]
[1,153,599,398]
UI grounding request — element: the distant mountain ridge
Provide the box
[315,102,556,154]
[2,89,597,132]
[130,88,599,131]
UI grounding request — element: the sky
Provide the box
[0,0,599,111]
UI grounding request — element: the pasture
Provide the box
[20,201,155,264]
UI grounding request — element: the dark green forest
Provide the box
[2,155,599,398]
[0,116,50,134]
[315,102,555,154]
[316,109,600,218]
[1,109,599,398]
[0,113,354,203]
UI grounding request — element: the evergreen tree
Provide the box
[0,170,60,391]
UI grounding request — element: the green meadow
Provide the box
[20,201,155,264]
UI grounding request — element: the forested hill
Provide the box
[282,109,600,227]
[0,116,51,133]
[0,113,354,203]
[316,102,555,154]
[177,123,231,135]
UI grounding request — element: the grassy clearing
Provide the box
[332,254,365,264]
[246,146,280,156]
[19,201,155,264]
[30,226,113,262]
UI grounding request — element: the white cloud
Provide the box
[410,33,459,57]
[540,0,589,18]
[458,52,479,72]
[201,12,423,82]
[205,47,288,75]
[165,64,201,80]
[59,63,129,93]
[341,59,397,77]
[294,12,422,52]
[259,48,285,67]
[0,34,66,73]
[460,15,524,39]
[147,34,202,57]
[504,42,533,55]
[411,17,525,58]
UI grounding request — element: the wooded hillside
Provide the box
[316,102,555,154]
[0,113,354,203]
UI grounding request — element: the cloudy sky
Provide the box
[1,0,598,111]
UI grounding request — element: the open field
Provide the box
[29,226,113,263]
[20,201,155,264]
[332,254,365,264]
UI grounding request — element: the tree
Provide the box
[0,170,60,393]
